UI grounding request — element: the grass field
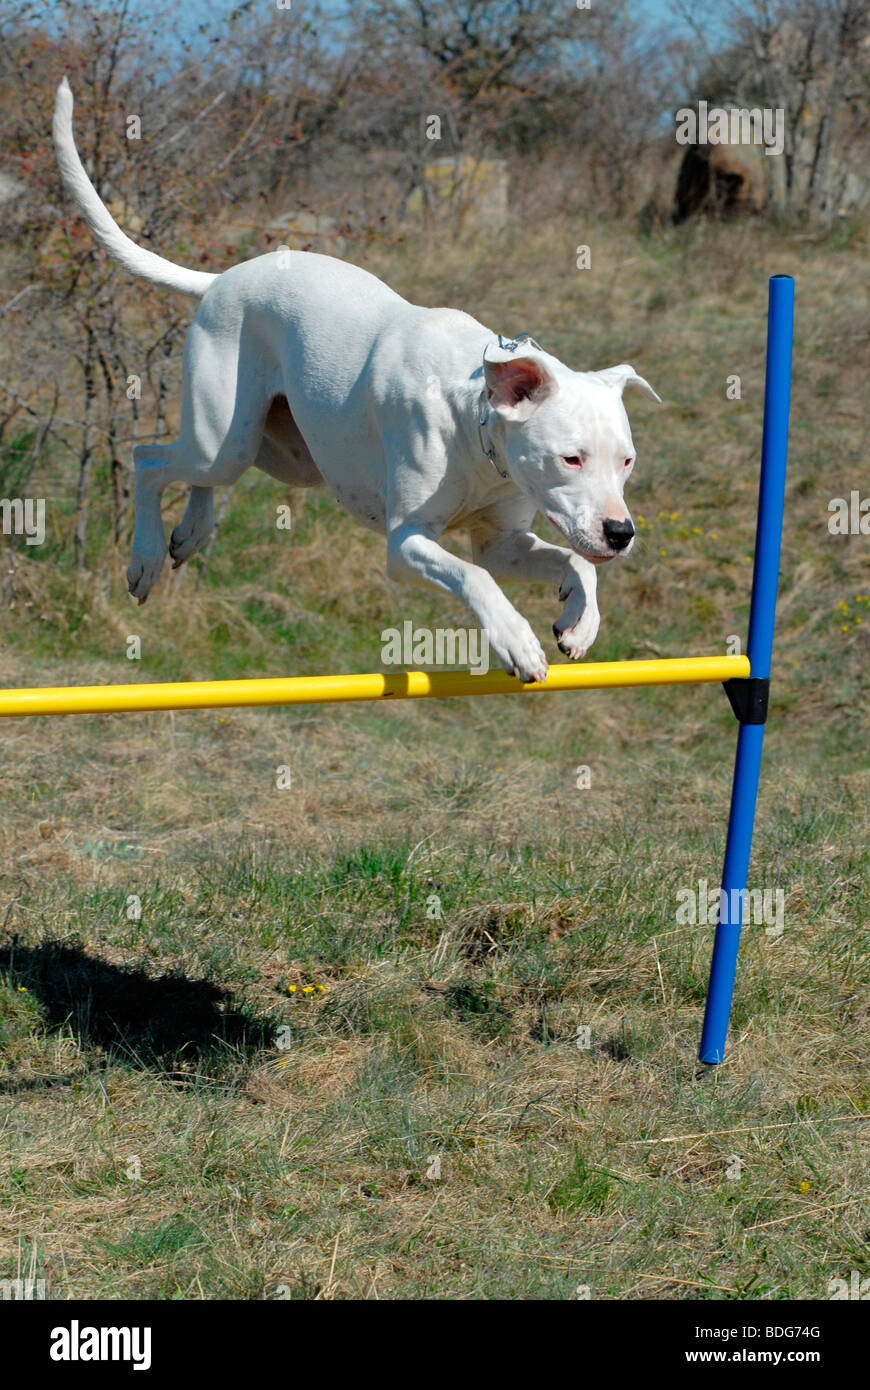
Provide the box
[0,214,868,1299]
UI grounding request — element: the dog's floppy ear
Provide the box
[484,346,555,420]
[597,363,662,404]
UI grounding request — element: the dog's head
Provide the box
[483,342,661,562]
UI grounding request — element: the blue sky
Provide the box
[638,0,679,19]
[167,0,696,37]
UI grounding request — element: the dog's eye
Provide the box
[624,457,634,468]
[562,455,584,467]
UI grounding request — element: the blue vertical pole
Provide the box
[698,275,794,1064]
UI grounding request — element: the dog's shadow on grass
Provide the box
[0,939,277,1087]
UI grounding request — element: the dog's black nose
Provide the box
[602,518,635,551]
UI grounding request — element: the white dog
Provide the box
[53,78,660,682]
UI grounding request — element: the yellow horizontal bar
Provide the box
[0,655,750,718]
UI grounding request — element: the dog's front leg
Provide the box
[471,528,600,660]
[552,554,600,659]
[386,524,548,682]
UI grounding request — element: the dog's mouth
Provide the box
[546,513,616,563]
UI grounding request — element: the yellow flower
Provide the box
[302,985,314,994]
[799,1179,811,1193]
[842,624,851,632]
[660,549,668,557]
[17,986,27,993]
[710,532,718,540]
[287,984,297,993]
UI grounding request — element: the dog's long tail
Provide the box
[52,77,217,298]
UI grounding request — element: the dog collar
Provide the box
[477,390,508,479]
[478,333,543,481]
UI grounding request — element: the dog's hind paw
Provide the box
[127,549,166,603]
[169,490,214,568]
[169,521,210,568]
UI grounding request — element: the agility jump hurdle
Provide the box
[0,655,748,717]
[0,276,794,1066]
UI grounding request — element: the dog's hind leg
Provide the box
[126,441,179,602]
[164,397,322,578]
[127,324,273,601]
[169,486,214,569]
[129,437,249,602]
[129,438,253,601]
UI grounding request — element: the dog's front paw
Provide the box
[553,574,600,660]
[486,615,548,683]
